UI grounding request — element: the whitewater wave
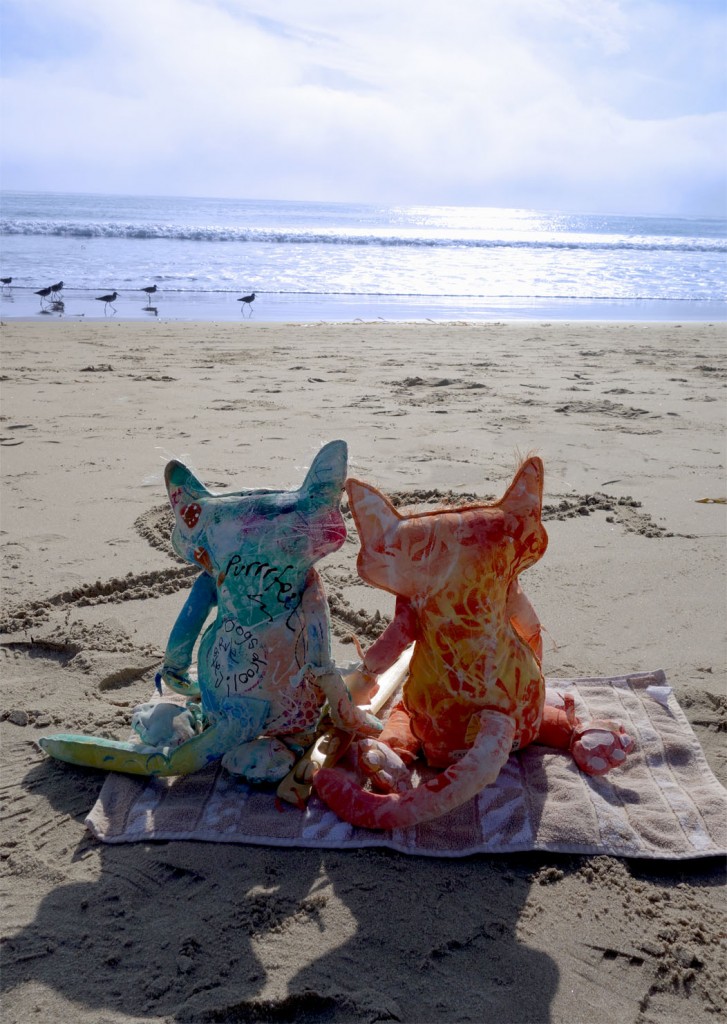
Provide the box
[2,218,725,253]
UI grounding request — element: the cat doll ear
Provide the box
[345,479,404,595]
[300,440,348,506]
[165,460,209,499]
[498,456,544,517]
[163,461,213,566]
[346,479,401,546]
[164,461,211,519]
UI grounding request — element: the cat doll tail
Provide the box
[314,709,516,830]
[37,729,222,776]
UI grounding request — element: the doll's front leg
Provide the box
[333,595,419,720]
[361,596,419,675]
[349,702,420,793]
[159,572,216,697]
[301,569,382,736]
[315,669,383,736]
[507,580,543,661]
[336,599,421,783]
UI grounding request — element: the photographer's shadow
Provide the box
[3,758,323,1022]
[294,845,560,1023]
[4,756,559,1023]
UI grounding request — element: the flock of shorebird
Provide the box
[0,278,257,315]
[1,279,156,314]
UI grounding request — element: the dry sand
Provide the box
[1,319,725,1024]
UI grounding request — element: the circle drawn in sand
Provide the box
[134,504,181,561]
[350,487,680,539]
[0,566,197,634]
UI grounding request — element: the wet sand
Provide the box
[1,320,725,1023]
[3,285,725,323]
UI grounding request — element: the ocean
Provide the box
[1,191,725,321]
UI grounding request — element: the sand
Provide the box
[1,319,725,1024]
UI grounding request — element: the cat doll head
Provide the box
[165,440,348,591]
[345,456,547,602]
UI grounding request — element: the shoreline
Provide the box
[1,319,725,1024]
[2,287,726,323]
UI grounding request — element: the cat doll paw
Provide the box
[570,720,634,776]
[131,702,199,748]
[350,738,413,794]
[222,737,296,783]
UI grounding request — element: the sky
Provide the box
[1,0,725,215]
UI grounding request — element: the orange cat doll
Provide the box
[315,457,634,829]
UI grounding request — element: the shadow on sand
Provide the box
[3,756,560,1023]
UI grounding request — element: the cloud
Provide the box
[1,0,725,214]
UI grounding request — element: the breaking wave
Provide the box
[2,218,725,253]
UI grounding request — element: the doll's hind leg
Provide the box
[158,695,271,775]
[536,696,634,776]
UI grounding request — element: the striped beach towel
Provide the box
[86,671,727,860]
